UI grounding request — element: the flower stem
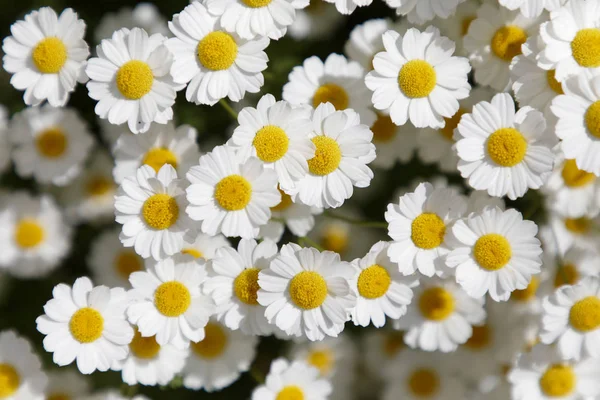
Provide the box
[324,210,388,229]
[298,236,325,251]
[219,98,238,120]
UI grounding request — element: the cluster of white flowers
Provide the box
[2,0,600,399]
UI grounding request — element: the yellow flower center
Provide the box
[465,325,492,350]
[191,322,228,359]
[411,213,446,250]
[565,217,591,234]
[114,250,143,280]
[398,60,437,99]
[271,188,293,212]
[154,281,191,317]
[214,175,252,211]
[234,268,261,305]
[32,37,67,74]
[491,25,527,62]
[547,70,564,95]
[242,0,272,7]
[383,332,405,357]
[307,349,333,376]
[86,175,113,197]
[36,127,67,158]
[357,264,391,299]
[116,60,154,100]
[289,271,328,310]
[473,233,512,271]
[585,100,600,138]
[276,386,304,400]
[129,329,161,359]
[419,287,455,321]
[197,32,238,71]
[554,264,579,288]
[569,296,600,332]
[253,125,290,162]
[571,28,600,68]
[312,83,349,110]
[562,159,595,187]
[0,364,20,398]
[142,148,178,173]
[371,113,397,143]
[48,393,71,400]
[308,136,342,176]
[408,368,440,397]
[181,248,203,259]
[320,226,348,254]
[461,16,476,36]
[539,364,576,397]
[511,276,539,302]
[486,128,528,167]
[14,219,45,249]
[69,307,104,343]
[142,194,179,230]
[440,109,466,141]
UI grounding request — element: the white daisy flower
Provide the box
[112,328,188,386]
[86,27,179,134]
[288,0,344,40]
[464,2,542,91]
[112,121,199,184]
[546,214,600,256]
[0,192,71,279]
[394,277,486,352]
[182,319,258,392]
[0,106,10,175]
[365,27,471,129]
[88,392,150,400]
[36,277,134,374]
[545,246,600,289]
[203,239,277,336]
[283,53,376,125]
[362,330,407,384]
[286,103,376,209]
[166,2,268,106]
[186,145,280,239]
[541,276,600,360]
[350,241,417,327]
[508,343,600,400]
[94,3,169,43]
[538,0,600,82]
[227,94,315,191]
[455,92,555,200]
[2,7,89,107]
[500,0,567,18]
[447,207,543,302]
[126,254,215,349]
[434,0,480,56]
[384,0,466,24]
[371,113,418,169]
[344,18,393,71]
[251,358,331,400]
[385,182,467,277]
[115,164,195,261]
[258,243,356,341]
[45,370,90,399]
[98,119,130,148]
[180,232,231,261]
[9,106,94,187]
[88,227,145,288]
[465,190,506,214]
[0,331,47,400]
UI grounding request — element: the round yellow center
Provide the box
[242,0,272,7]
[289,271,328,310]
[129,329,160,359]
[320,226,348,254]
[408,369,440,397]
[191,322,228,359]
[540,364,576,397]
[465,325,492,350]
[214,175,252,211]
[571,28,600,68]
[441,109,466,141]
[585,101,600,138]
[197,32,238,71]
[308,136,342,176]
[419,287,455,321]
[312,83,349,110]
[36,127,67,158]
[511,277,539,302]
[562,159,595,187]
[48,393,71,400]
[142,148,178,173]
[491,25,527,62]
[371,113,397,143]
[383,332,405,357]
[0,364,20,398]
[181,248,203,259]
[486,128,528,167]
[473,234,512,271]
[357,264,391,299]
[565,217,591,234]
[32,37,67,73]
[116,60,154,100]
[271,188,293,212]
[554,264,579,288]
[14,219,44,249]
[307,349,333,376]
[547,70,564,95]
[114,250,143,280]
[411,213,446,250]
[276,386,304,400]
[86,176,113,197]
[69,307,104,343]
[253,125,289,163]
[142,194,179,230]
[398,60,437,98]
[461,16,476,36]
[234,268,260,306]
[154,281,191,317]
[569,296,600,332]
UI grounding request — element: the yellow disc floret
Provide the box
[253,125,290,162]
[565,217,591,234]
[116,60,154,100]
[307,349,333,376]
[181,248,203,259]
[154,281,191,317]
[419,287,455,321]
[191,322,228,359]
[36,127,67,158]
[86,176,113,197]
[276,386,304,400]
[197,32,238,71]
[486,128,528,167]
[234,268,261,305]
[129,329,161,359]
[357,264,391,299]
[69,307,104,343]
[398,60,437,99]
[411,213,446,250]
[142,194,179,230]
[461,16,476,36]
[214,175,252,211]
[569,296,600,332]
[32,37,67,74]
[312,83,349,110]
[14,219,45,249]
[440,109,466,141]
[308,136,342,176]
[547,70,564,95]
[289,271,328,310]
[511,277,540,302]
[491,25,527,62]
[408,368,440,397]
[114,250,143,280]
[473,233,512,271]
[271,188,293,212]
[48,393,70,400]
[383,332,405,357]
[539,364,576,397]
[320,226,348,254]
[0,363,20,398]
[585,101,600,138]
[465,325,492,350]
[562,159,595,187]
[242,0,272,7]
[554,264,579,288]
[142,148,178,173]
[571,28,600,68]
[371,113,397,143]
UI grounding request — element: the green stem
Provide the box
[324,210,388,229]
[219,98,238,120]
[298,236,325,251]
[250,365,266,384]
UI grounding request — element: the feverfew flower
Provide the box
[288,0,343,40]
[345,18,393,71]
[500,0,567,18]
[435,0,479,55]
[180,232,231,262]
[0,331,47,400]
[45,370,90,400]
[2,7,89,107]
[95,3,169,43]
[36,277,133,374]
[0,106,8,175]
[370,113,418,170]
[384,0,466,24]
[259,189,321,242]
